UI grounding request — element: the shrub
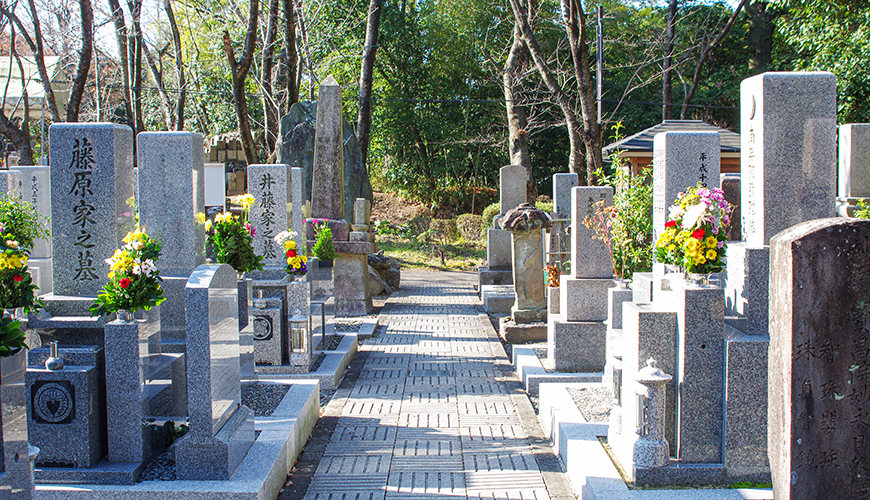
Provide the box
[427,219,458,243]
[481,202,500,227]
[456,214,485,242]
[534,200,554,214]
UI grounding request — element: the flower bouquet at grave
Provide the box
[274,230,308,276]
[89,228,166,317]
[0,196,50,355]
[655,183,734,274]
[199,195,265,275]
[309,219,336,261]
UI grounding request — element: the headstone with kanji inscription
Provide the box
[248,164,290,271]
[48,123,135,297]
[768,217,870,500]
[652,131,721,273]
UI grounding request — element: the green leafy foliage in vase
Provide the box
[90,228,167,316]
[855,199,870,219]
[203,211,265,274]
[0,194,50,250]
[310,220,337,261]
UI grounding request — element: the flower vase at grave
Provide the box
[115,309,135,323]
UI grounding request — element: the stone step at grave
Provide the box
[481,285,515,314]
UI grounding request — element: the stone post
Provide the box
[480,165,526,288]
[310,76,344,221]
[836,123,870,216]
[633,358,672,469]
[17,165,52,294]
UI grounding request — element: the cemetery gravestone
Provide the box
[176,264,254,480]
[740,72,836,247]
[137,132,205,341]
[310,76,345,221]
[652,131,721,271]
[248,164,290,270]
[17,165,52,294]
[769,218,870,500]
[49,123,135,297]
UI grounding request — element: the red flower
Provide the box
[12,274,23,282]
[287,249,297,258]
[119,278,131,288]
[691,228,705,239]
[665,220,677,228]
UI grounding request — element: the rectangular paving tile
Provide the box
[465,471,550,498]
[342,400,402,415]
[315,454,392,475]
[463,451,539,471]
[386,470,466,495]
[331,425,397,442]
[304,491,385,500]
[307,474,389,493]
[397,413,459,428]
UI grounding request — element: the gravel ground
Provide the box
[333,320,362,332]
[243,382,293,417]
[309,352,326,371]
[324,335,342,350]
[138,449,175,482]
[567,386,614,423]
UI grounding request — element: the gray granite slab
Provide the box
[570,186,613,278]
[137,131,205,275]
[49,123,135,297]
[500,165,526,215]
[553,173,578,217]
[248,164,289,269]
[310,76,344,220]
[839,123,870,198]
[740,72,837,247]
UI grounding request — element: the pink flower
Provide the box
[244,222,256,236]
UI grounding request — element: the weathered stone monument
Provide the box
[836,123,870,216]
[175,264,254,480]
[277,101,372,223]
[500,203,551,323]
[768,218,870,500]
[548,173,577,269]
[304,77,376,317]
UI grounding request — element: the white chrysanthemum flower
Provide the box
[668,205,685,219]
[681,203,707,230]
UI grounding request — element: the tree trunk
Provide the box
[563,0,604,185]
[503,21,534,202]
[165,0,185,130]
[143,43,175,129]
[281,0,299,111]
[662,0,676,121]
[20,0,61,122]
[357,0,383,169]
[262,0,280,155]
[127,0,144,132]
[222,0,260,165]
[0,34,34,165]
[680,0,747,119]
[65,0,93,122]
[107,0,134,128]
[747,0,774,71]
[509,0,584,179]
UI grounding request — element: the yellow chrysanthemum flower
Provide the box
[706,249,717,260]
[195,212,207,224]
[705,236,717,248]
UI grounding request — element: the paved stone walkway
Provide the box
[298,271,573,500]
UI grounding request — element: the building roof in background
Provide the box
[602,120,741,156]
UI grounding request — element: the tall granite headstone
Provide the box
[0,170,22,199]
[553,173,578,217]
[768,218,870,500]
[290,167,305,253]
[248,164,290,270]
[726,72,836,336]
[18,165,52,294]
[176,264,254,480]
[569,186,613,279]
[499,165,527,215]
[653,131,721,271]
[49,123,135,297]
[740,72,836,247]
[310,76,345,221]
[137,132,205,340]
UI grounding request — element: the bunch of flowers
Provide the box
[274,231,308,275]
[90,228,166,316]
[229,194,257,236]
[309,219,336,261]
[199,209,264,274]
[655,183,734,274]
